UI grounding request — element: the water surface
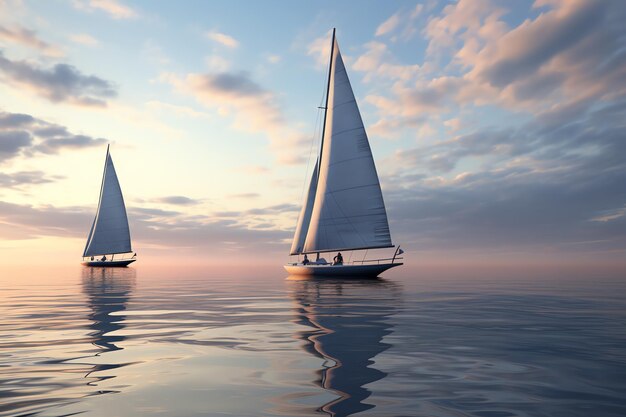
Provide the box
[1,266,625,416]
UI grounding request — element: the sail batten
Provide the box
[291,35,392,255]
[83,147,132,257]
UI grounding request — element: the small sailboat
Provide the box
[82,145,136,267]
[285,29,403,278]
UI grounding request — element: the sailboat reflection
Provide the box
[81,267,135,385]
[288,276,401,417]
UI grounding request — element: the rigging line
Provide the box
[298,107,322,204]
[297,57,330,205]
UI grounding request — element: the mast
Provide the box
[317,28,336,182]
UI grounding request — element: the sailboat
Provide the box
[285,29,403,278]
[82,145,136,267]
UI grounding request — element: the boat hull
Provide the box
[284,262,402,278]
[82,259,136,267]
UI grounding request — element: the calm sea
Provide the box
[1,266,625,417]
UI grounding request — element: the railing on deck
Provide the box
[83,253,137,262]
[349,256,403,265]
[288,257,403,266]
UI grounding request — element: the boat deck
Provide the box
[284,262,402,278]
[82,259,136,267]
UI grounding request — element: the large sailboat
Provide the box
[285,29,403,277]
[82,145,136,267]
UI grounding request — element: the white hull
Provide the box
[284,262,402,278]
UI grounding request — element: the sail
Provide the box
[83,146,132,257]
[302,38,392,253]
[290,161,318,255]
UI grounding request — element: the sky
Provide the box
[0,0,625,271]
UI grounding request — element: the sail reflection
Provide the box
[81,267,135,386]
[288,276,401,417]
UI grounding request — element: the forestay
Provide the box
[299,37,392,254]
[83,146,132,257]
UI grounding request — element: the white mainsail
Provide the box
[294,35,392,254]
[83,145,132,257]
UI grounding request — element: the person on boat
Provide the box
[91,256,94,261]
[333,252,343,265]
[302,254,310,265]
[101,255,107,262]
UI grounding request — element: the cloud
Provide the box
[374,4,425,40]
[425,0,504,58]
[0,171,60,189]
[379,95,626,259]
[376,14,401,37]
[161,70,308,164]
[229,193,260,199]
[363,0,626,137]
[154,196,200,206]
[352,41,420,82]
[73,0,137,19]
[471,1,606,88]
[0,130,32,158]
[0,110,107,163]
[0,24,63,57]
[0,51,117,106]
[450,0,625,111]
[386,157,626,258]
[142,40,170,65]
[205,55,231,72]
[245,203,299,216]
[307,32,332,67]
[591,205,626,223]
[145,100,210,119]
[0,200,293,259]
[206,31,239,48]
[68,33,99,47]
[365,76,461,137]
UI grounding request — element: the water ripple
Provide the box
[0,268,625,417]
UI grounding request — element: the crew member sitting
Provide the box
[333,252,343,265]
[302,254,310,265]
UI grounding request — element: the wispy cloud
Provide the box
[0,170,61,189]
[142,40,170,65]
[591,205,626,223]
[0,51,117,106]
[353,41,420,82]
[68,33,99,47]
[0,110,107,163]
[154,196,201,206]
[206,31,239,48]
[307,31,332,67]
[0,200,293,259]
[160,70,307,164]
[0,24,63,57]
[146,100,210,119]
[73,0,137,19]
[362,0,626,137]
[375,14,400,37]
[205,55,231,71]
[374,4,425,40]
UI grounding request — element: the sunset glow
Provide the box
[0,0,624,272]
